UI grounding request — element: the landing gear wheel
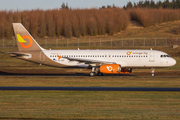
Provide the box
[152,73,155,77]
[90,72,96,76]
[151,68,155,77]
[98,72,104,76]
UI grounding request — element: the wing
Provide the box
[64,57,116,66]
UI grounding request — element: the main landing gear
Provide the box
[151,68,155,77]
[90,67,96,76]
[90,67,104,76]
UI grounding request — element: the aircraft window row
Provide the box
[160,55,170,57]
[50,55,148,58]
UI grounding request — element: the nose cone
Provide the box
[170,58,176,66]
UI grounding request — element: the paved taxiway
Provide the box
[1,75,180,78]
[0,87,180,91]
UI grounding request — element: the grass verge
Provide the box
[0,76,180,87]
[0,91,180,119]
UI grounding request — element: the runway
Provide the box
[0,87,180,91]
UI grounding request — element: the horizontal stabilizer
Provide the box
[8,52,29,57]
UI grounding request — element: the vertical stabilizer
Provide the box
[13,23,44,52]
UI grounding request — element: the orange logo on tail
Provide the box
[17,34,33,49]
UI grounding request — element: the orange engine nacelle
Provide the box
[100,64,121,74]
[100,64,132,74]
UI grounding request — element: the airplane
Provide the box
[9,23,176,76]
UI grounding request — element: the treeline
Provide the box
[124,0,180,9]
[0,8,129,38]
[128,8,180,27]
[1,7,180,39]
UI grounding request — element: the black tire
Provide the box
[152,73,155,77]
[90,72,96,76]
[98,72,104,76]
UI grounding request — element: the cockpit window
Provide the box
[160,55,170,57]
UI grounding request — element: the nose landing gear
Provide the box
[151,68,155,76]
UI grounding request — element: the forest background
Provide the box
[1,0,180,39]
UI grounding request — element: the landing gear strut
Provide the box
[90,67,96,76]
[151,68,155,77]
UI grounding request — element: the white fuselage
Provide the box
[43,49,176,68]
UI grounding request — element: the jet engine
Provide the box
[100,64,132,74]
[100,64,121,74]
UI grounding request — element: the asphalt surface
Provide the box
[1,69,180,77]
[0,87,180,91]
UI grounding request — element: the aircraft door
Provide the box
[149,52,155,62]
[40,51,45,61]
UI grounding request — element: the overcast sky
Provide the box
[0,0,171,11]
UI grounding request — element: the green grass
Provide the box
[0,91,180,119]
[0,76,180,87]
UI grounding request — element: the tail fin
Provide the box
[13,23,44,52]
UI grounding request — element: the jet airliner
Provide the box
[9,23,176,76]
